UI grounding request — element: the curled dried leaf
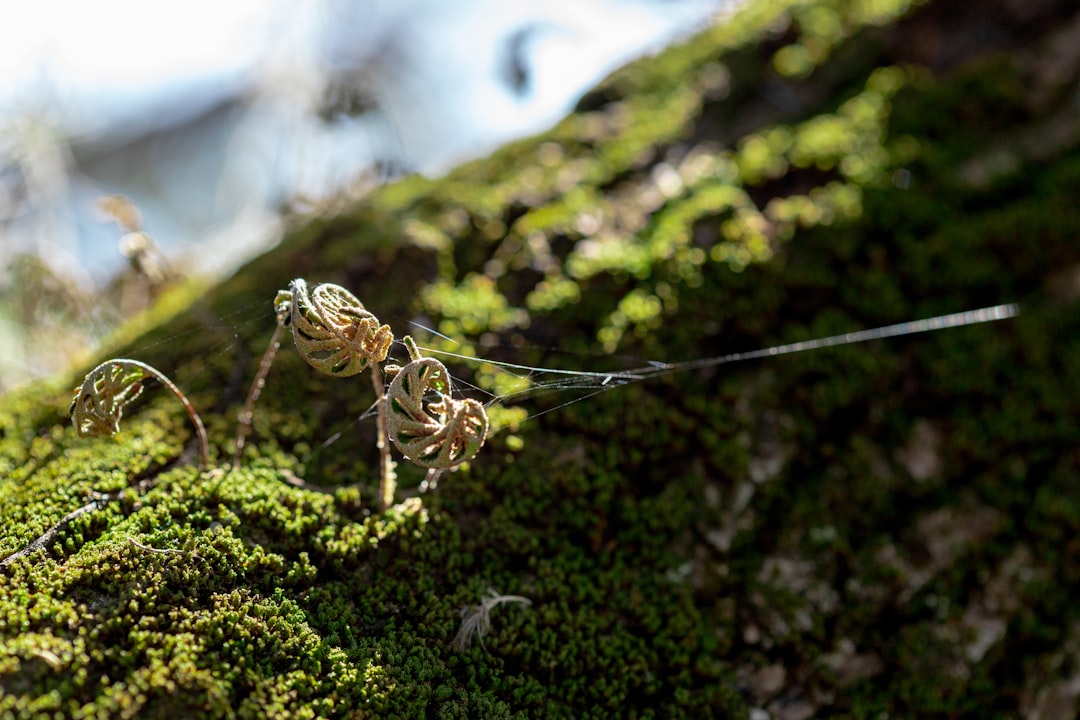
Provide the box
[387,357,488,469]
[70,360,147,438]
[284,279,393,377]
[70,358,209,466]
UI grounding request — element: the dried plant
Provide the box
[452,590,532,652]
[98,194,143,232]
[283,279,393,377]
[234,280,491,509]
[70,359,209,467]
[98,194,173,291]
[237,279,398,508]
[386,336,489,471]
[233,290,291,464]
[285,279,397,506]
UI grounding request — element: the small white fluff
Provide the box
[452,589,533,652]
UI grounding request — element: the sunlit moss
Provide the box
[513,185,602,237]
[421,274,530,337]
[485,405,528,436]
[737,131,793,182]
[525,274,581,313]
[598,288,665,351]
[850,0,921,25]
[773,42,817,78]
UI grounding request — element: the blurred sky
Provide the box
[0,0,730,286]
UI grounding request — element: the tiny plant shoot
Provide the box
[70,359,209,467]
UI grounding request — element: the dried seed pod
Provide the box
[285,279,393,377]
[70,359,209,466]
[386,357,488,469]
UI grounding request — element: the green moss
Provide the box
[4,0,1080,716]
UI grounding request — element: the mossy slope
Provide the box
[3,0,1080,717]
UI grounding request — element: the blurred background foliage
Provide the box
[0,0,726,393]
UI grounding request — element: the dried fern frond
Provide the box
[283,278,393,377]
[70,361,147,438]
[386,354,488,469]
[238,279,398,508]
[283,279,396,506]
[70,359,209,467]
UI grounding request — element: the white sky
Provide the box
[0,1,269,139]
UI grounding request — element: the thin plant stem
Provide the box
[234,322,285,465]
[127,535,203,560]
[420,468,444,493]
[3,471,167,568]
[1,498,104,568]
[371,362,396,510]
[125,360,209,467]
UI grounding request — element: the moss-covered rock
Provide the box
[3,0,1080,716]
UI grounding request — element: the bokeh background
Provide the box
[0,0,730,391]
